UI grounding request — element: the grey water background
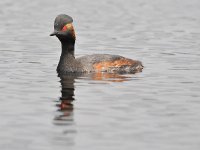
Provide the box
[0,0,200,149]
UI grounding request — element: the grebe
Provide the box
[50,14,143,75]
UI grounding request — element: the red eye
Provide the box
[62,25,67,31]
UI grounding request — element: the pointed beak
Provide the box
[50,31,59,36]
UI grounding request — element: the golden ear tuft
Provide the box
[62,23,76,40]
[65,23,73,29]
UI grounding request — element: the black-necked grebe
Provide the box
[50,14,143,75]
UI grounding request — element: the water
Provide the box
[1,0,200,149]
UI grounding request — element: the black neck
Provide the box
[61,41,75,57]
[57,38,77,74]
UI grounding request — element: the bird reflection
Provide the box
[54,72,134,125]
[54,74,77,125]
[90,72,132,82]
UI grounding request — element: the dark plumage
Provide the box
[50,14,143,76]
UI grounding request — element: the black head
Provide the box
[50,14,76,42]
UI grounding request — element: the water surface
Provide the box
[0,0,200,150]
